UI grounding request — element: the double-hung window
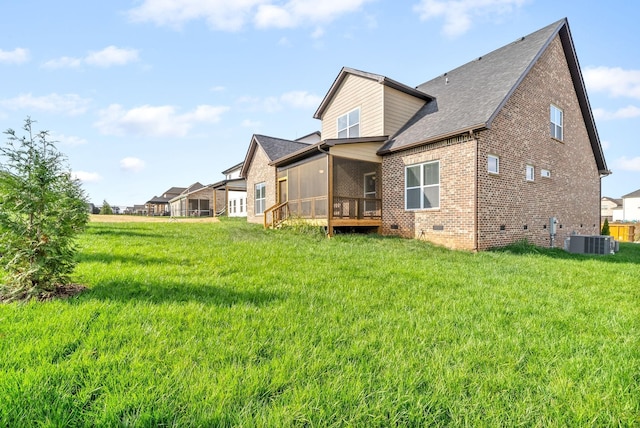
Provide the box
[550,105,563,140]
[337,108,360,138]
[255,182,266,214]
[405,161,440,210]
[526,164,535,181]
[488,155,499,174]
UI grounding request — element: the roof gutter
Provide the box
[378,124,486,155]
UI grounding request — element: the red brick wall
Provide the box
[380,35,601,251]
[245,145,276,224]
[381,137,477,250]
[476,35,601,249]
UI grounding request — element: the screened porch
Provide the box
[267,154,382,234]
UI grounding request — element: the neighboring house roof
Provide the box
[314,67,433,119]
[210,177,247,191]
[295,130,322,143]
[622,189,640,199]
[222,162,243,175]
[378,18,608,175]
[180,182,205,195]
[240,134,311,177]
[169,182,213,203]
[146,196,170,204]
[602,196,623,206]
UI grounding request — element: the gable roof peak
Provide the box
[313,66,433,119]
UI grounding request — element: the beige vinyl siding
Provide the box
[383,86,426,136]
[330,142,384,163]
[321,74,383,138]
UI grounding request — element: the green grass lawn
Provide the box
[1,218,639,426]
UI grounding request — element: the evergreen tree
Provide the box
[601,218,610,236]
[0,118,89,301]
[100,200,113,215]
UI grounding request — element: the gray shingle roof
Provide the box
[622,189,640,199]
[377,18,608,175]
[380,19,565,154]
[254,134,311,161]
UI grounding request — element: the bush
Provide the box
[601,218,610,236]
[0,118,89,302]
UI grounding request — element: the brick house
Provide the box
[169,182,214,217]
[242,133,320,224]
[243,18,609,250]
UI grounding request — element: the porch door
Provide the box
[278,178,288,204]
[364,172,377,212]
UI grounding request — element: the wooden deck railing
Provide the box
[332,196,382,220]
[263,201,289,229]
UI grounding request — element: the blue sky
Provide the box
[1,0,638,206]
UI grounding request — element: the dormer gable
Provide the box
[314,67,432,140]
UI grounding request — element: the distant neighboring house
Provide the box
[241,134,319,224]
[211,162,248,217]
[620,189,640,221]
[242,18,608,250]
[601,196,622,222]
[169,182,213,217]
[132,204,147,215]
[146,186,186,216]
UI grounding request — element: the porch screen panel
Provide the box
[285,157,327,218]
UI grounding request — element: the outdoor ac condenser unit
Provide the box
[567,235,615,255]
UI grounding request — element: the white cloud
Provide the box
[120,157,146,173]
[127,0,372,32]
[413,0,528,37]
[43,56,83,69]
[583,66,640,100]
[0,48,30,64]
[241,119,261,128]
[43,46,139,69]
[237,90,321,113]
[73,171,102,182]
[593,105,640,120]
[95,103,229,137]
[210,85,226,92]
[0,93,90,115]
[280,91,322,109]
[616,156,640,172]
[255,0,372,29]
[85,46,139,67]
[51,132,88,146]
[128,0,264,31]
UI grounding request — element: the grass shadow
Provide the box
[76,252,175,266]
[79,279,285,306]
[493,240,640,264]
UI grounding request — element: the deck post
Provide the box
[327,154,334,237]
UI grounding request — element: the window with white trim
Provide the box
[405,161,440,210]
[526,164,535,181]
[541,168,551,178]
[337,108,360,138]
[239,198,244,213]
[550,105,563,140]
[488,155,499,174]
[255,182,266,214]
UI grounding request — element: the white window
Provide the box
[550,105,563,140]
[239,198,244,213]
[526,164,535,181]
[405,161,440,210]
[255,182,266,214]
[337,108,360,138]
[488,155,499,174]
[541,168,551,178]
